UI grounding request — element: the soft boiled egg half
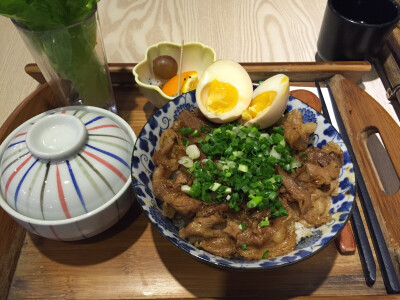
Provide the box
[239,74,289,129]
[195,60,289,129]
[195,60,253,123]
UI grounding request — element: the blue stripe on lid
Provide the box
[15,158,39,210]
[85,144,130,168]
[84,116,105,126]
[7,140,25,149]
[66,160,88,213]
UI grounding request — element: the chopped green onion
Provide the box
[299,152,308,161]
[291,159,302,169]
[238,164,248,172]
[191,129,200,137]
[262,250,270,259]
[273,126,284,135]
[186,144,200,160]
[279,207,289,217]
[271,206,288,218]
[181,138,190,146]
[241,243,247,250]
[188,123,295,217]
[227,161,236,168]
[270,146,281,159]
[200,124,211,133]
[239,223,247,231]
[180,127,192,135]
[260,217,270,227]
[209,182,221,191]
[232,151,244,157]
[181,185,191,194]
[247,194,263,209]
[260,133,270,138]
[178,156,193,168]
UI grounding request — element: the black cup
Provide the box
[317,0,400,61]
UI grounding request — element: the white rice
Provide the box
[295,222,313,244]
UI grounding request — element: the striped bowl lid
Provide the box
[0,106,136,221]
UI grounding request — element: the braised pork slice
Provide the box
[304,161,340,186]
[179,213,227,239]
[277,166,312,214]
[153,129,182,172]
[303,146,333,167]
[322,141,344,165]
[281,110,317,151]
[179,212,237,258]
[153,165,201,217]
[302,192,333,227]
[236,207,296,259]
[196,203,229,218]
[197,237,236,258]
[296,146,342,189]
[176,109,208,131]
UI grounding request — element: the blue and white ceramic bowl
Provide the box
[132,90,355,269]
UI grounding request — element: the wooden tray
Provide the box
[2,61,396,299]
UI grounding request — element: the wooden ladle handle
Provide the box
[328,74,400,262]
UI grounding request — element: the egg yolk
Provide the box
[241,91,277,121]
[204,79,239,114]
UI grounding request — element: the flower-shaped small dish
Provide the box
[132,41,216,108]
[132,90,356,269]
[0,106,136,241]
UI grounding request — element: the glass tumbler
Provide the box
[12,5,116,113]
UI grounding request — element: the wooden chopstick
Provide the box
[323,81,400,294]
[315,81,376,287]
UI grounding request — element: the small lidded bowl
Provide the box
[132,41,216,108]
[0,106,136,241]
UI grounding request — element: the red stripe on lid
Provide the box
[87,124,119,131]
[4,155,33,202]
[56,165,71,219]
[14,132,27,138]
[83,150,127,182]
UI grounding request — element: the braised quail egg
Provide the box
[195,60,253,123]
[240,74,289,129]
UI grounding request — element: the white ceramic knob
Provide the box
[26,114,87,161]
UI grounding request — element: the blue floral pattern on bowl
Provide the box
[131,91,355,269]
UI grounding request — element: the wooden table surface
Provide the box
[1,1,400,299]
